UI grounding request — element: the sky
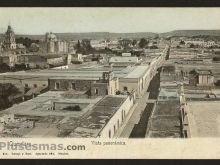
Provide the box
[0,8,220,34]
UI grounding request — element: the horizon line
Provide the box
[1,29,220,36]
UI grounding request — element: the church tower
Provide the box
[4,25,16,50]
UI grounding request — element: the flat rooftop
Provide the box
[147,100,181,138]
[183,87,220,101]
[69,95,127,137]
[109,56,138,63]
[187,101,220,137]
[0,70,103,79]
[0,91,102,118]
[196,70,212,75]
[124,65,150,79]
[49,77,100,80]
[113,66,136,78]
[0,92,130,137]
[0,64,148,81]
[160,74,183,82]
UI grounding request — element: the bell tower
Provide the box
[4,24,16,50]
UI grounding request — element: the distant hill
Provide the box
[0,32,157,41]
[1,30,220,41]
[160,30,220,37]
[52,32,157,40]
[2,32,157,41]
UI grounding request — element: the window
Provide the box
[55,82,60,90]
[181,108,185,121]
[95,88,99,94]
[117,120,120,129]
[72,83,76,90]
[121,110,124,121]
[184,130,188,138]
[25,84,28,88]
[123,86,128,91]
[114,125,116,134]
[33,84,37,88]
[43,84,46,86]
[109,130,111,138]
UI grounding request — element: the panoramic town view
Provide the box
[1,8,220,138]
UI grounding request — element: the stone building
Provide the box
[49,77,96,91]
[17,54,48,68]
[45,32,68,53]
[0,55,18,67]
[196,70,214,86]
[118,65,151,98]
[71,53,83,62]
[3,25,16,50]
[17,54,64,69]
[0,91,134,138]
[48,71,119,97]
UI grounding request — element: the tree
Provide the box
[81,39,93,51]
[213,57,220,61]
[149,45,158,49]
[75,40,82,53]
[0,63,10,73]
[179,40,185,45]
[189,69,197,75]
[189,43,196,48]
[116,91,121,95]
[29,43,40,52]
[0,83,21,110]
[0,83,21,97]
[138,38,149,48]
[16,37,40,48]
[14,63,28,71]
[215,80,220,86]
[132,40,137,47]
[78,39,95,54]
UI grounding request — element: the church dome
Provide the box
[46,32,57,41]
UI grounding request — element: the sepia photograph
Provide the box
[1,7,220,159]
[0,7,220,139]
